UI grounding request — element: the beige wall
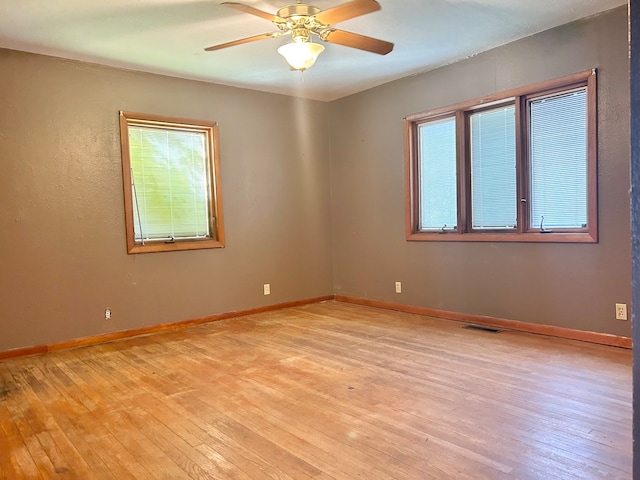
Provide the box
[0,6,631,352]
[328,6,631,337]
[0,50,334,351]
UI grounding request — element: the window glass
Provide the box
[470,106,517,229]
[529,89,588,229]
[418,117,457,231]
[129,126,211,241]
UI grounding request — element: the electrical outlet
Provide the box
[395,281,402,294]
[105,308,112,320]
[263,283,271,296]
[615,303,628,321]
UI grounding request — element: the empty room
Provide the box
[0,0,636,478]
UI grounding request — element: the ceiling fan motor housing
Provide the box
[276,4,321,19]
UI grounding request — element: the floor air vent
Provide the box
[464,324,502,333]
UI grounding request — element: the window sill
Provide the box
[406,231,597,243]
[127,239,225,254]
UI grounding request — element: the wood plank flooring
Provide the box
[0,300,632,479]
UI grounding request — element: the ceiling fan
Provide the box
[205,0,394,71]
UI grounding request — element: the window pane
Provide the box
[529,89,587,229]
[129,126,211,241]
[418,117,457,231]
[470,105,517,229]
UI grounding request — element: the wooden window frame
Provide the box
[404,70,598,243]
[119,111,225,254]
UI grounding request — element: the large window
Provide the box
[404,70,597,242]
[119,112,225,253]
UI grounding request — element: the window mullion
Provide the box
[515,95,527,234]
[456,110,469,233]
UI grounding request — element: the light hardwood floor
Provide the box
[0,301,632,479]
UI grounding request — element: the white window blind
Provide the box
[470,105,517,229]
[128,126,211,242]
[418,117,457,231]
[529,89,587,229]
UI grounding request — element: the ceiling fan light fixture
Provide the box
[277,40,325,71]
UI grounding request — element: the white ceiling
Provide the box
[0,0,626,101]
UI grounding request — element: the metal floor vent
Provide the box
[464,324,502,333]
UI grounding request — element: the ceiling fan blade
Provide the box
[204,32,280,51]
[221,2,285,23]
[315,0,381,25]
[324,29,393,55]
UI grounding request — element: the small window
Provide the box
[119,112,225,253]
[405,70,597,243]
